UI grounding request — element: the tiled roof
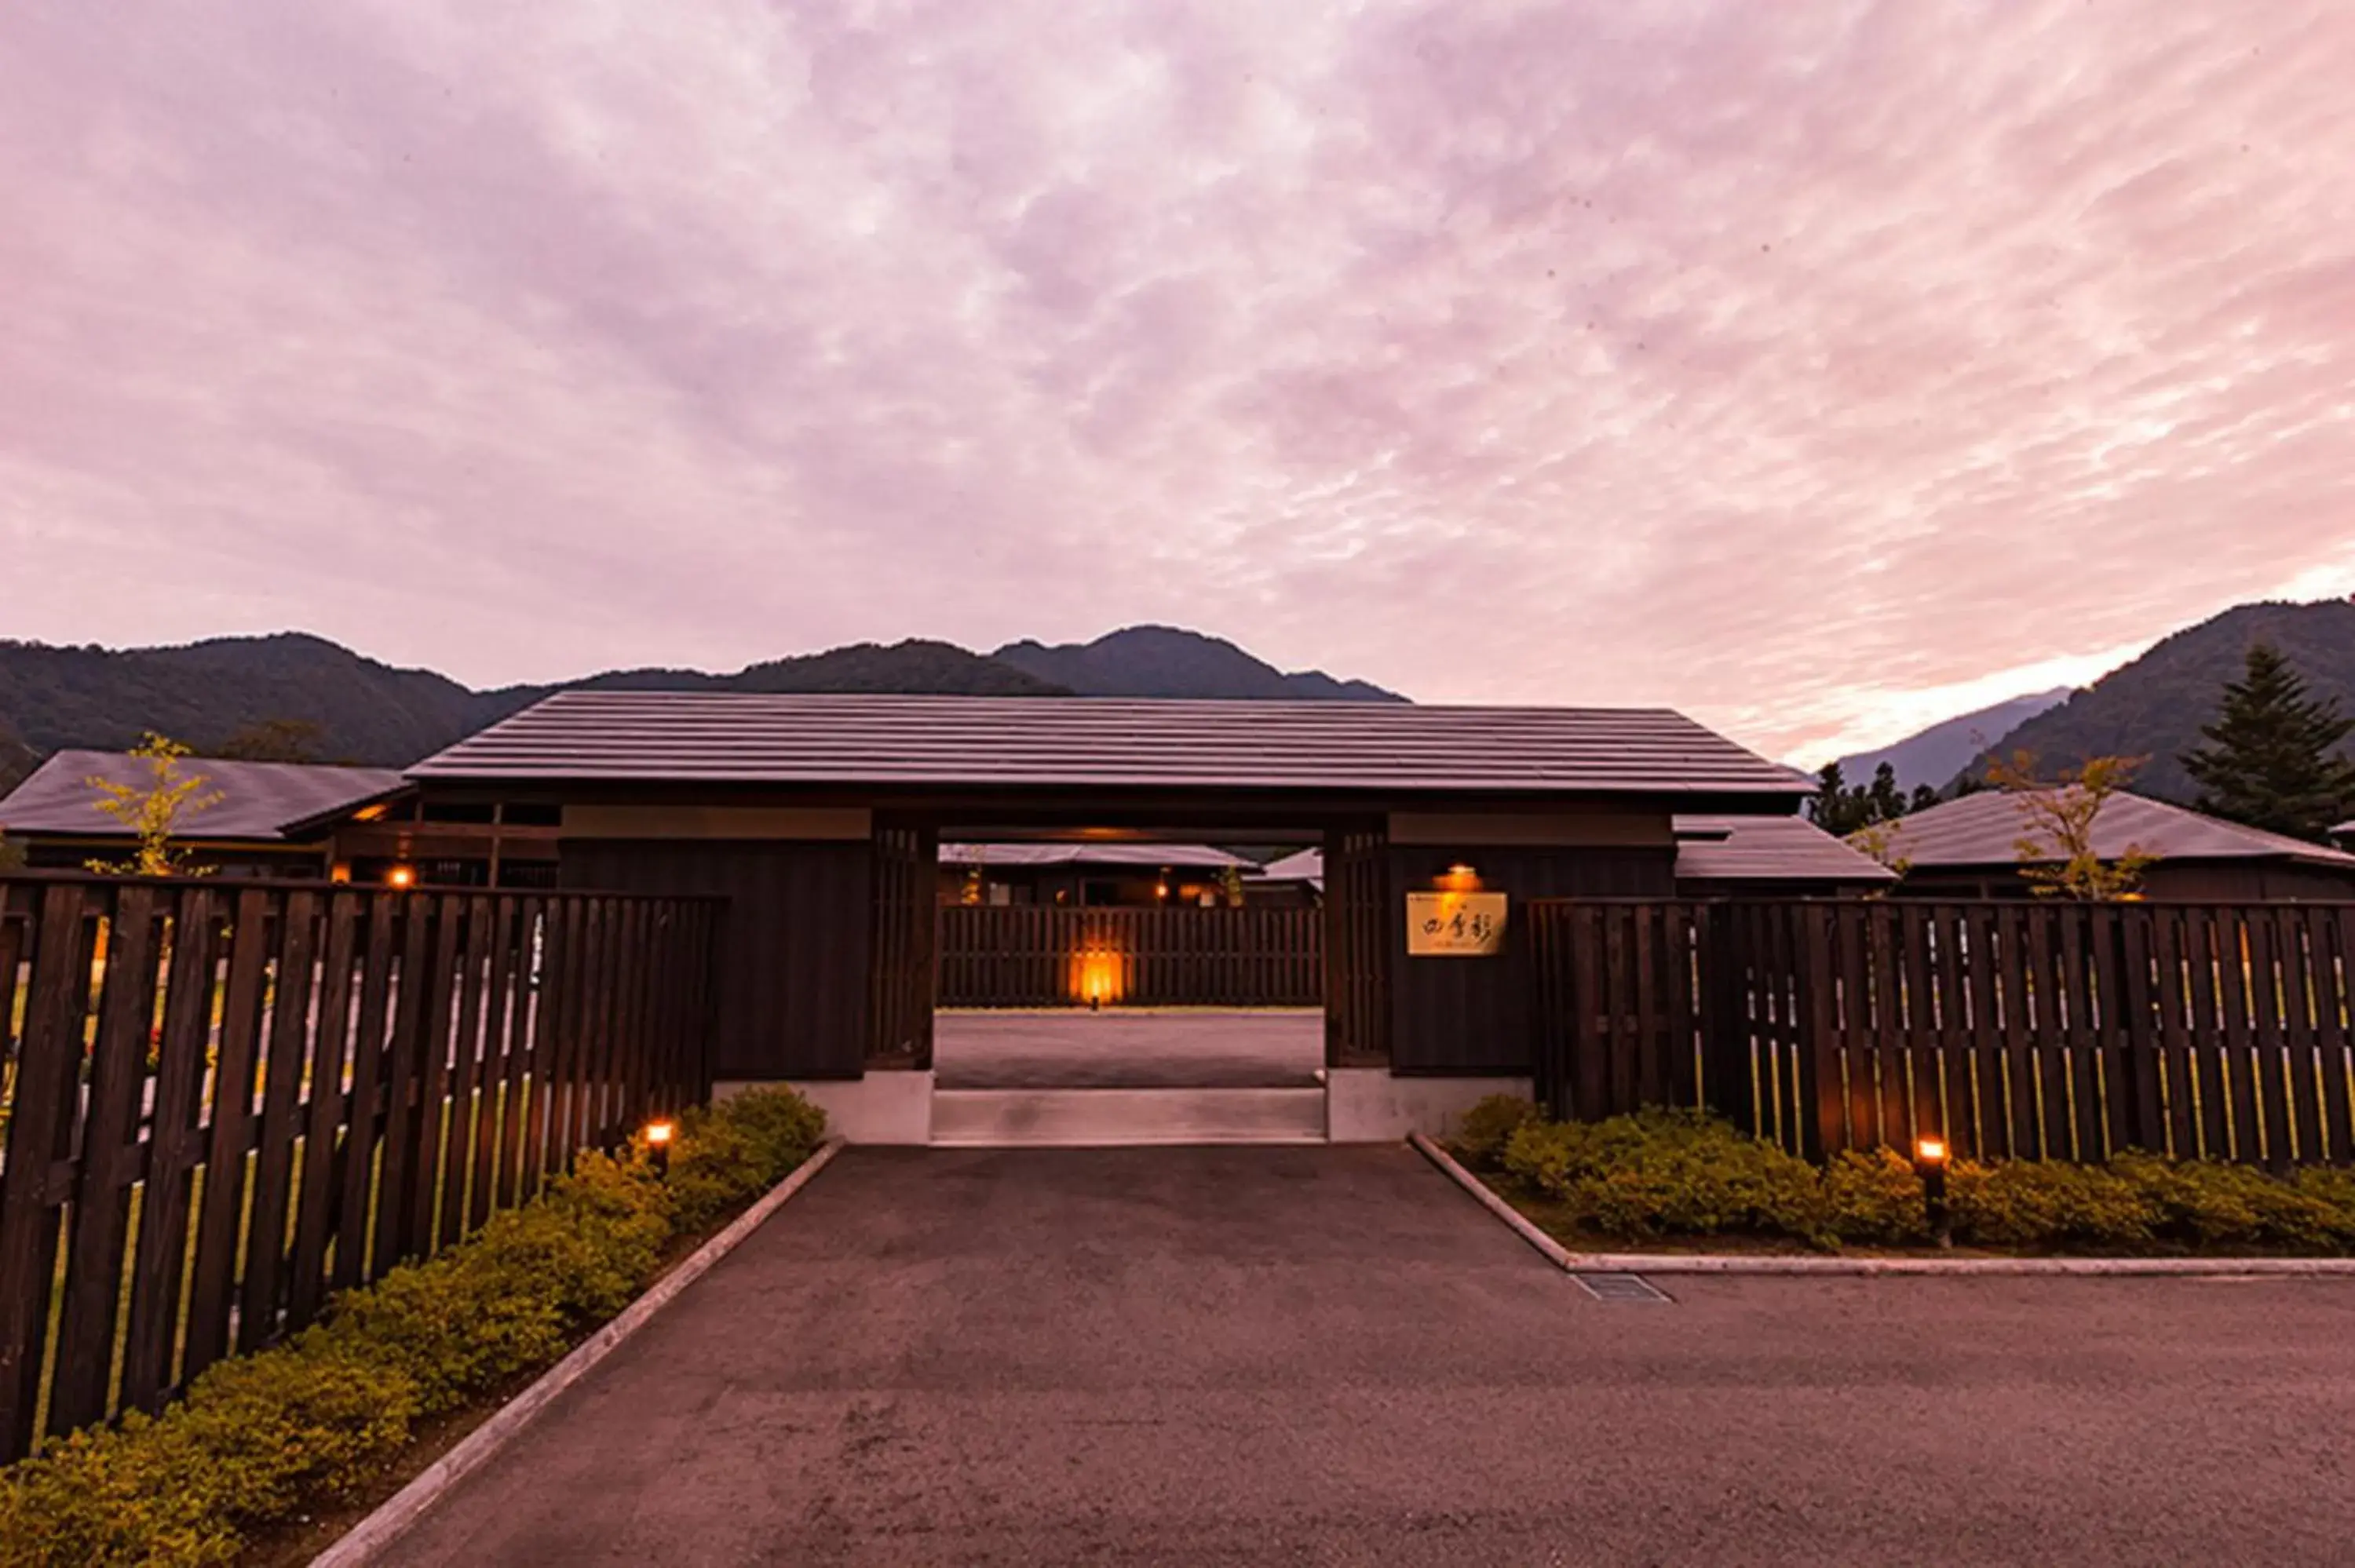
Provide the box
[1672,814,1897,884]
[407,691,1813,799]
[0,751,407,841]
[1234,817,1889,891]
[1880,790,2355,869]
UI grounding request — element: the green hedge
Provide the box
[0,1087,826,1567]
[1459,1096,2355,1255]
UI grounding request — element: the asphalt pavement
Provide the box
[390,1144,2355,1566]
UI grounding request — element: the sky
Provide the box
[5,2,2354,767]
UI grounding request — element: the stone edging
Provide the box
[1407,1132,2355,1277]
[311,1138,845,1567]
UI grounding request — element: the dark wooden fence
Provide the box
[1529,898,2355,1170]
[937,906,1322,1008]
[0,874,721,1463]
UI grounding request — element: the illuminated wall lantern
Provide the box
[385,864,418,890]
[1437,862,1482,893]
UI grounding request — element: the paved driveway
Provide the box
[395,1147,2355,1566]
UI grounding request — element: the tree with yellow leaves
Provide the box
[1981,749,2153,900]
[86,732,224,877]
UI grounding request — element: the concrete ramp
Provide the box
[930,1086,1327,1147]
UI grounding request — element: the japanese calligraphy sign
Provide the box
[1405,891,1508,956]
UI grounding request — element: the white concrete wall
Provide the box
[724,1068,1529,1145]
[718,1071,934,1144]
[1323,1070,1532,1143]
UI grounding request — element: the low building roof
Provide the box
[1234,815,1888,892]
[1880,789,2355,870]
[940,842,1248,870]
[0,750,408,842]
[407,691,1813,801]
[1672,814,1897,884]
[1254,848,1327,888]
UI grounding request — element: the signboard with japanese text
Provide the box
[1405,891,1508,956]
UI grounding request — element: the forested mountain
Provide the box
[0,624,1402,772]
[1961,600,2355,801]
[0,633,1066,768]
[993,625,1404,702]
[1832,687,2072,794]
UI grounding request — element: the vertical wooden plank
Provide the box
[237,889,319,1353]
[436,895,494,1249]
[2083,903,2130,1161]
[495,899,543,1205]
[0,884,93,1459]
[1933,906,1973,1157]
[49,888,159,1436]
[2183,907,2232,1161]
[1994,905,2041,1158]
[118,888,220,1415]
[473,897,523,1227]
[1795,904,1842,1159]
[1961,905,2003,1161]
[2216,910,2262,1165]
[1864,903,1904,1153]
[528,897,585,1192]
[181,888,276,1385]
[2244,911,2292,1168]
[2113,904,2166,1157]
[1571,905,1605,1121]
[2149,908,2196,1160]
[2279,907,2326,1165]
[1667,905,1700,1110]
[371,895,433,1279]
[405,895,465,1256]
[2314,905,2355,1166]
[288,892,360,1327]
[335,895,397,1290]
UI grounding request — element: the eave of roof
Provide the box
[406,691,1813,801]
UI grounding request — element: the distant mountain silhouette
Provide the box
[1833,687,2072,794]
[1960,599,2355,802]
[0,624,1403,772]
[0,633,1065,769]
[992,625,1405,702]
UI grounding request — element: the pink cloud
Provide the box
[3,1,2354,761]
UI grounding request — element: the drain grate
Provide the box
[1572,1271,1673,1304]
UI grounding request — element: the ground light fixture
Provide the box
[1914,1135,1952,1247]
[644,1118,676,1176]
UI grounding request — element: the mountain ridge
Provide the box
[0,624,1401,774]
[991,625,1406,702]
[1831,687,2073,793]
[1959,599,2355,802]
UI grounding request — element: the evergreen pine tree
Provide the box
[2180,641,2355,842]
[1865,762,1908,824]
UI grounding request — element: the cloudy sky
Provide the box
[5,2,2353,764]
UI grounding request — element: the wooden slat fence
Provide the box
[1528,898,2355,1172]
[0,873,721,1464]
[937,906,1322,1008]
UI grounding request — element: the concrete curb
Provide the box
[1407,1132,2355,1278]
[311,1139,845,1567]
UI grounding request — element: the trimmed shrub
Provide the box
[665,1088,827,1231]
[1820,1148,1930,1245]
[1451,1095,1543,1170]
[1948,1160,2157,1249]
[1504,1108,1831,1245]
[0,1086,826,1567]
[1486,1107,2353,1256]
